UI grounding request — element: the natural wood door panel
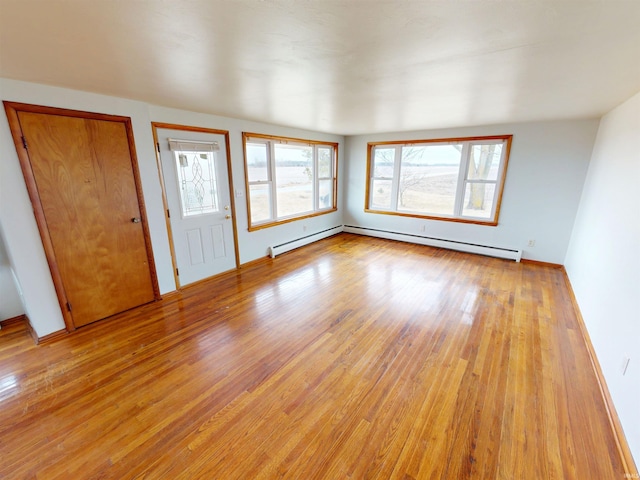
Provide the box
[15,110,156,327]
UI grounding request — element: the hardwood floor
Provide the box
[0,233,630,479]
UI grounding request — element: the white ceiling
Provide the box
[1,0,639,135]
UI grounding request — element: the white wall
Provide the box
[344,120,599,263]
[0,78,343,337]
[565,91,640,465]
[0,225,24,321]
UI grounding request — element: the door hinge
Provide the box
[167,208,170,218]
[156,142,160,153]
[176,268,179,276]
[21,136,28,150]
[66,302,72,312]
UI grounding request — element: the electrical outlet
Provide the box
[527,239,536,247]
[621,356,631,376]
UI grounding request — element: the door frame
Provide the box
[3,102,161,332]
[151,122,240,288]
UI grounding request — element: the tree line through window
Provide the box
[366,135,512,225]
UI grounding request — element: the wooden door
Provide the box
[4,103,159,329]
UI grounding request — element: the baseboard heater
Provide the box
[343,225,522,262]
[269,226,344,258]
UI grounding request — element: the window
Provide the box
[366,135,512,225]
[243,133,338,230]
[168,139,220,217]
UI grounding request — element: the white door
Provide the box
[156,128,236,286]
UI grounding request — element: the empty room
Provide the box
[0,1,638,478]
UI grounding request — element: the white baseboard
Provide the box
[343,225,522,262]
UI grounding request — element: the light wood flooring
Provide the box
[0,234,629,479]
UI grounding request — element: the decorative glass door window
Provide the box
[168,139,220,217]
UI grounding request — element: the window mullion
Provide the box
[333,147,337,208]
[269,141,277,220]
[390,145,402,211]
[369,147,377,208]
[489,139,507,219]
[313,145,319,210]
[454,143,470,216]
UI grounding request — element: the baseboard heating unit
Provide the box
[269,226,344,258]
[343,226,522,262]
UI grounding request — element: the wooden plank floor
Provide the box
[0,233,627,479]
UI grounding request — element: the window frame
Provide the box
[168,142,221,219]
[243,132,338,231]
[365,135,512,226]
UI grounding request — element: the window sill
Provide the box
[363,208,499,227]
[248,208,338,232]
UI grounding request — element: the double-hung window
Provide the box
[366,135,512,225]
[243,133,337,230]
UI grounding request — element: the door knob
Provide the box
[224,205,230,210]
[225,215,231,220]
[131,217,141,223]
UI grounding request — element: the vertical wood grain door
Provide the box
[155,126,237,287]
[4,103,159,330]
